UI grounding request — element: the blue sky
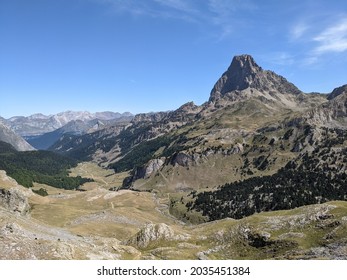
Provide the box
[1,0,347,118]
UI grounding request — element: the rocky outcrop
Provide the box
[132,112,169,124]
[305,89,347,128]
[127,223,175,248]
[327,84,347,100]
[171,152,197,167]
[133,158,165,179]
[171,144,244,167]
[0,187,31,216]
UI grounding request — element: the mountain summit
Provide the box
[209,54,302,102]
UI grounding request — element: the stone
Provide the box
[0,187,31,216]
[127,223,175,248]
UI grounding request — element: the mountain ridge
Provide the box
[0,121,35,151]
[4,110,133,137]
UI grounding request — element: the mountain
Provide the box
[5,111,133,137]
[50,55,328,165]
[25,116,133,150]
[209,54,302,101]
[48,120,131,164]
[0,120,35,151]
[45,54,347,222]
[207,54,326,116]
[327,84,347,100]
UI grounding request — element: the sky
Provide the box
[1,0,347,118]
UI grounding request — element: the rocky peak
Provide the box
[328,84,347,100]
[209,54,302,102]
[228,54,262,81]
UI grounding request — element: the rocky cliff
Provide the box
[0,121,35,151]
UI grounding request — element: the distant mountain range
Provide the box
[4,111,133,136]
[0,111,133,150]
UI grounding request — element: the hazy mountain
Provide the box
[0,120,35,151]
[26,116,133,150]
[48,120,131,164]
[5,111,133,137]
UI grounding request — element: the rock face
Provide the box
[305,89,347,128]
[209,54,302,102]
[132,112,169,124]
[171,152,197,167]
[127,223,175,248]
[0,187,31,216]
[327,84,347,100]
[133,158,165,180]
[0,121,35,151]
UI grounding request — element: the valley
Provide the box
[2,163,347,260]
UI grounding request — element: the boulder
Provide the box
[127,223,175,248]
[0,187,31,216]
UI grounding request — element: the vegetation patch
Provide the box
[0,141,92,189]
[189,135,347,221]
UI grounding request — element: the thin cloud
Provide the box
[301,56,319,66]
[270,52,295,66]
[153,0,195,13]
[207,0,258,40]
[92,0,257,40]
[290,22,309,40]
[91,0,154,16]
[313,18,347,54]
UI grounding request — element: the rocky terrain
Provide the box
[1,166,347,260]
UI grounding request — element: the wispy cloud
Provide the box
[289,16,347,66]
[269,52,295,66]
[92,0,257,40]
[153,0,195,13]
[313,18,347,54]
[290,22,309,40]
[92,0,197,20]
[92,0,154,16]
[207,0,257,39]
